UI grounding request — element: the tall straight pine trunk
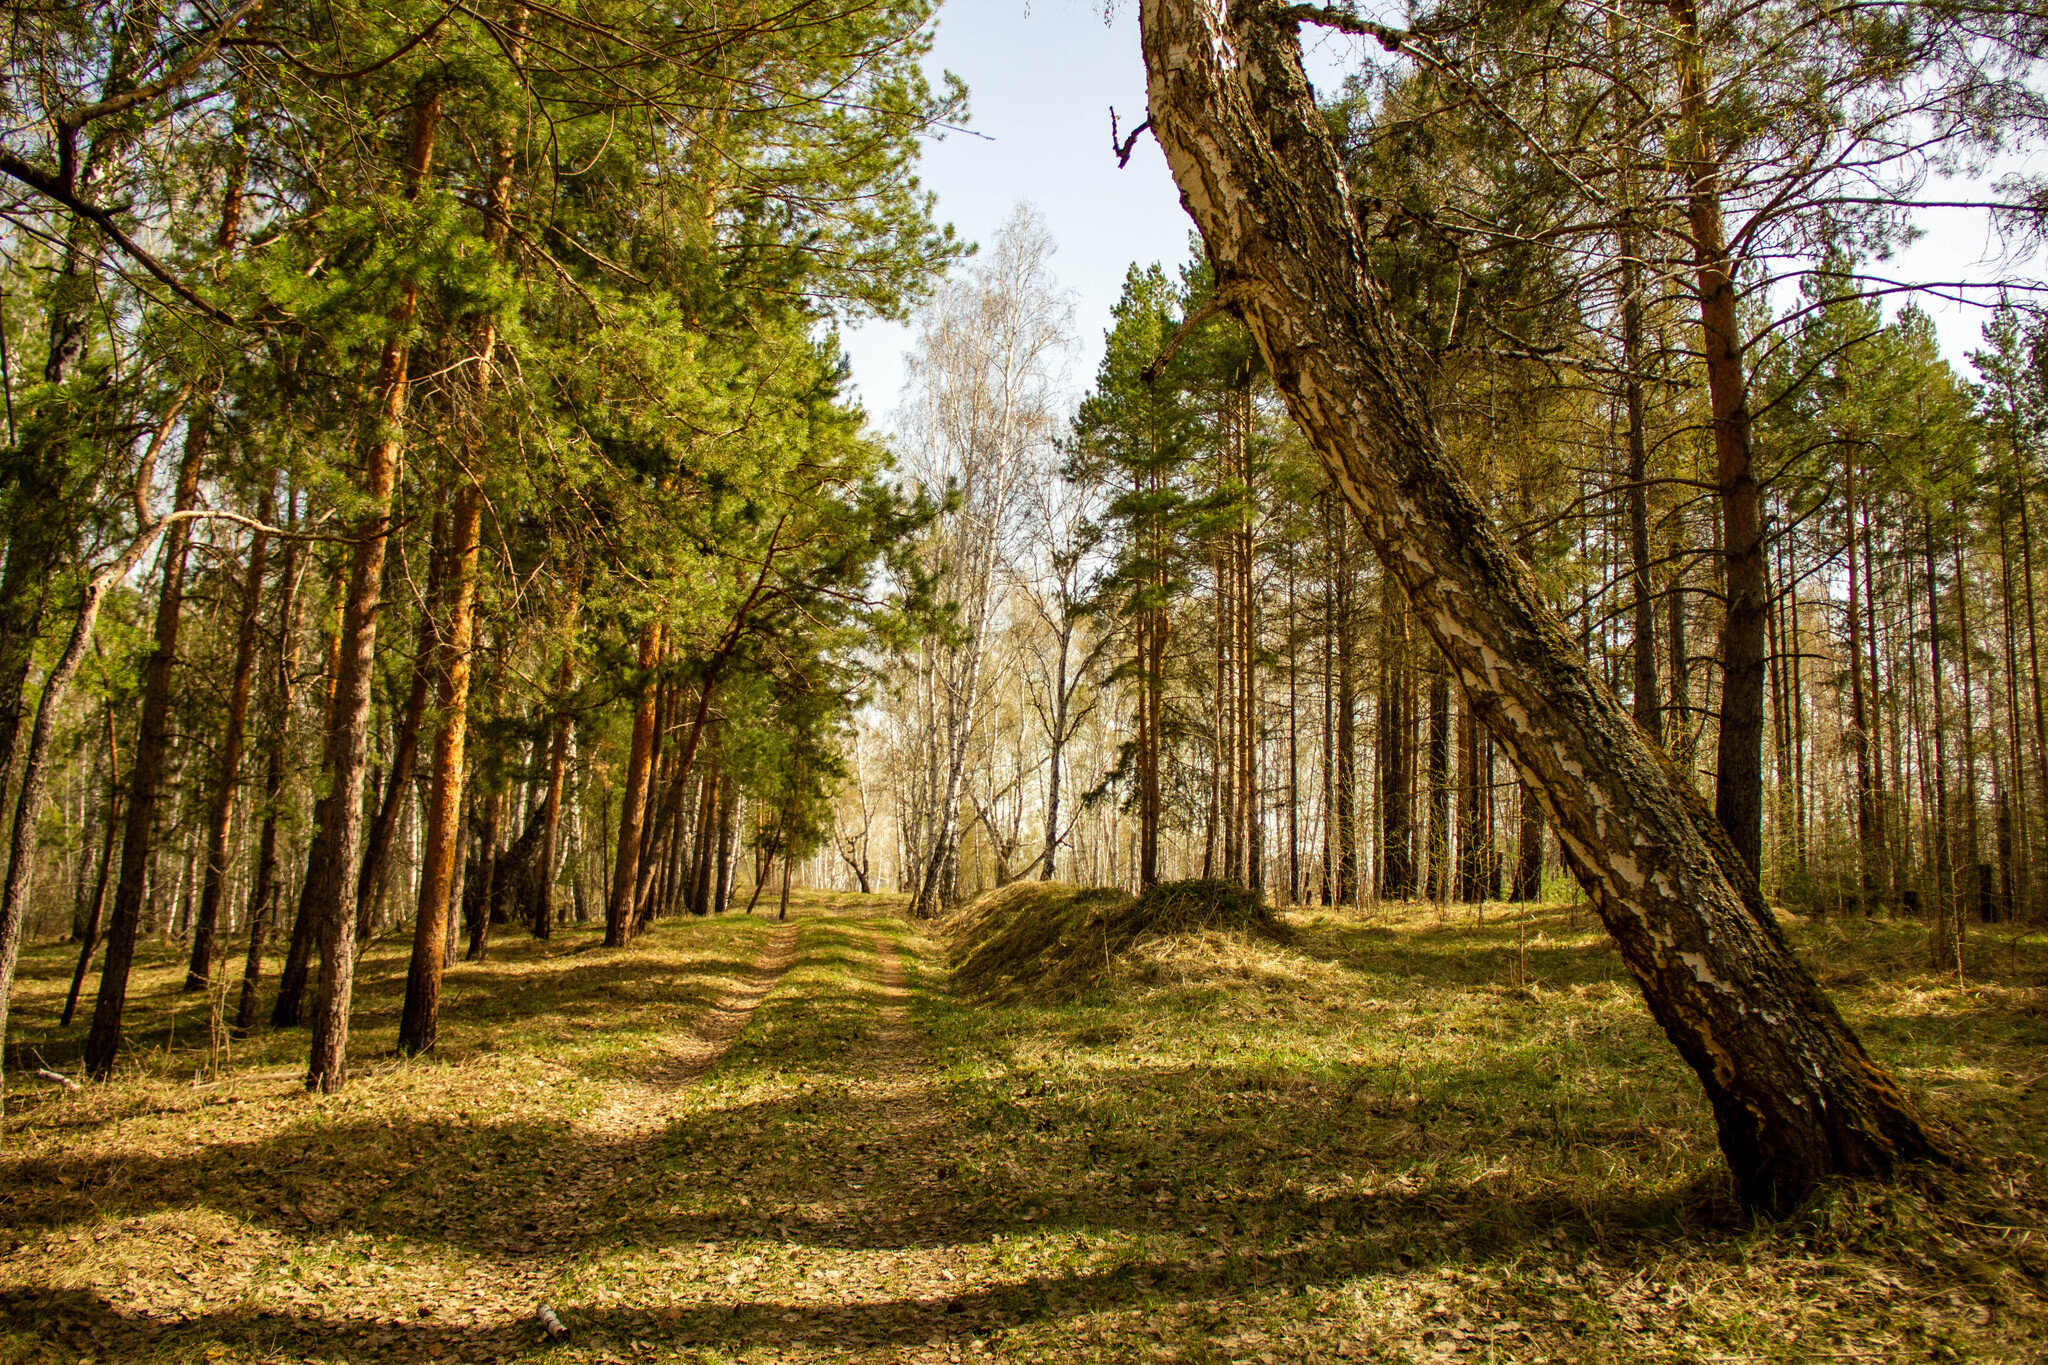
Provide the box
[187,509,270,991]
[398,502,480,1050]
[235,526,304,1035]
[303,87,442,1092]
[1668,0,1768,876]
[606,623,663,946]
[397,22,523,1042]
[536,642,575,936]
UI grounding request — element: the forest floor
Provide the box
[5,892,2048,1364]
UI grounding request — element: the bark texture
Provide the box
[1138,0,1963,1209]
[304,87,441,1091]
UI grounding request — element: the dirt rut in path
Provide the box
[564,913,1027,1364]
[504,921,799,1282]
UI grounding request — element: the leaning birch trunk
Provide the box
[1138,0,1962,1210]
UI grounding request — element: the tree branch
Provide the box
[1110,107,1153,168]
[57,0,271,139]
[0,152,235,324]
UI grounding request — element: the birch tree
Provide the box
[898,206,1073,917]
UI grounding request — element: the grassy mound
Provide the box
[1118,877,1278,938]
[948,877,1282,1002]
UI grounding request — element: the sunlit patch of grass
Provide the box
[912,898,2048,1363]
[0,911,789,1364]
[7,893,2048,1363]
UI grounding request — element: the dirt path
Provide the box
[495,918,798,1293]
[0,914,821,1364]
[0,904,1038,1365]
[542,919,800,1241]
[523,912,1023,1365]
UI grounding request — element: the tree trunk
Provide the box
[1621,228,1659,737]
[273,594,342,1030]
[1511,779,1543,902]
[1425,660,1450,902]
[1661,0,1768,876]
[399,496,482,1053]
[1139,0,1964,1208]
[1925,509,1960,970]
[1669,546,1693,758]
[187,511,271,992]
[1238,410,1262,896]
[1844,451,1883,909]
[1209,543,1228,881]
[537,651,574,937]
[1768,543,1793,899]
[466,791,501,963]
[1456,701,1486,903]
[1996,471,2031,920]
[62,708,121,1028]
[1287,559,1302,903]
[636,681,677,914]
[1321,491,1336,904]
[82,409,208,1079]
[1376,572,1410,899]
[356,596,434,944]
[777,839,795,921]
[1866,498,1899,901]
[2,502,187,1102]
[714,774,737,913]
[304,87,441,1093]
[1140,600,1166,887]
[1955,536,1986,923]
[397,2,521,1042]
[1335,513,1360,902]
[2015,461,2048,915]
[689,766,719,917]
[606,623,663,946]
[1042,623,1069,881]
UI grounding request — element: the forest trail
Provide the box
[0,897,1016,1365]
[475,918,802,1312]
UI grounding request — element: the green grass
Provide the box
[908,899,2048,1363]
[3,893,2046,1363]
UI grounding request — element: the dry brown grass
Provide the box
[946,879,1281,1005]
[916,898,2048,1363]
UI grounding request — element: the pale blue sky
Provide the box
[837,0,1184,422]
[837,0,2026,426]
[835,0,1369,423]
